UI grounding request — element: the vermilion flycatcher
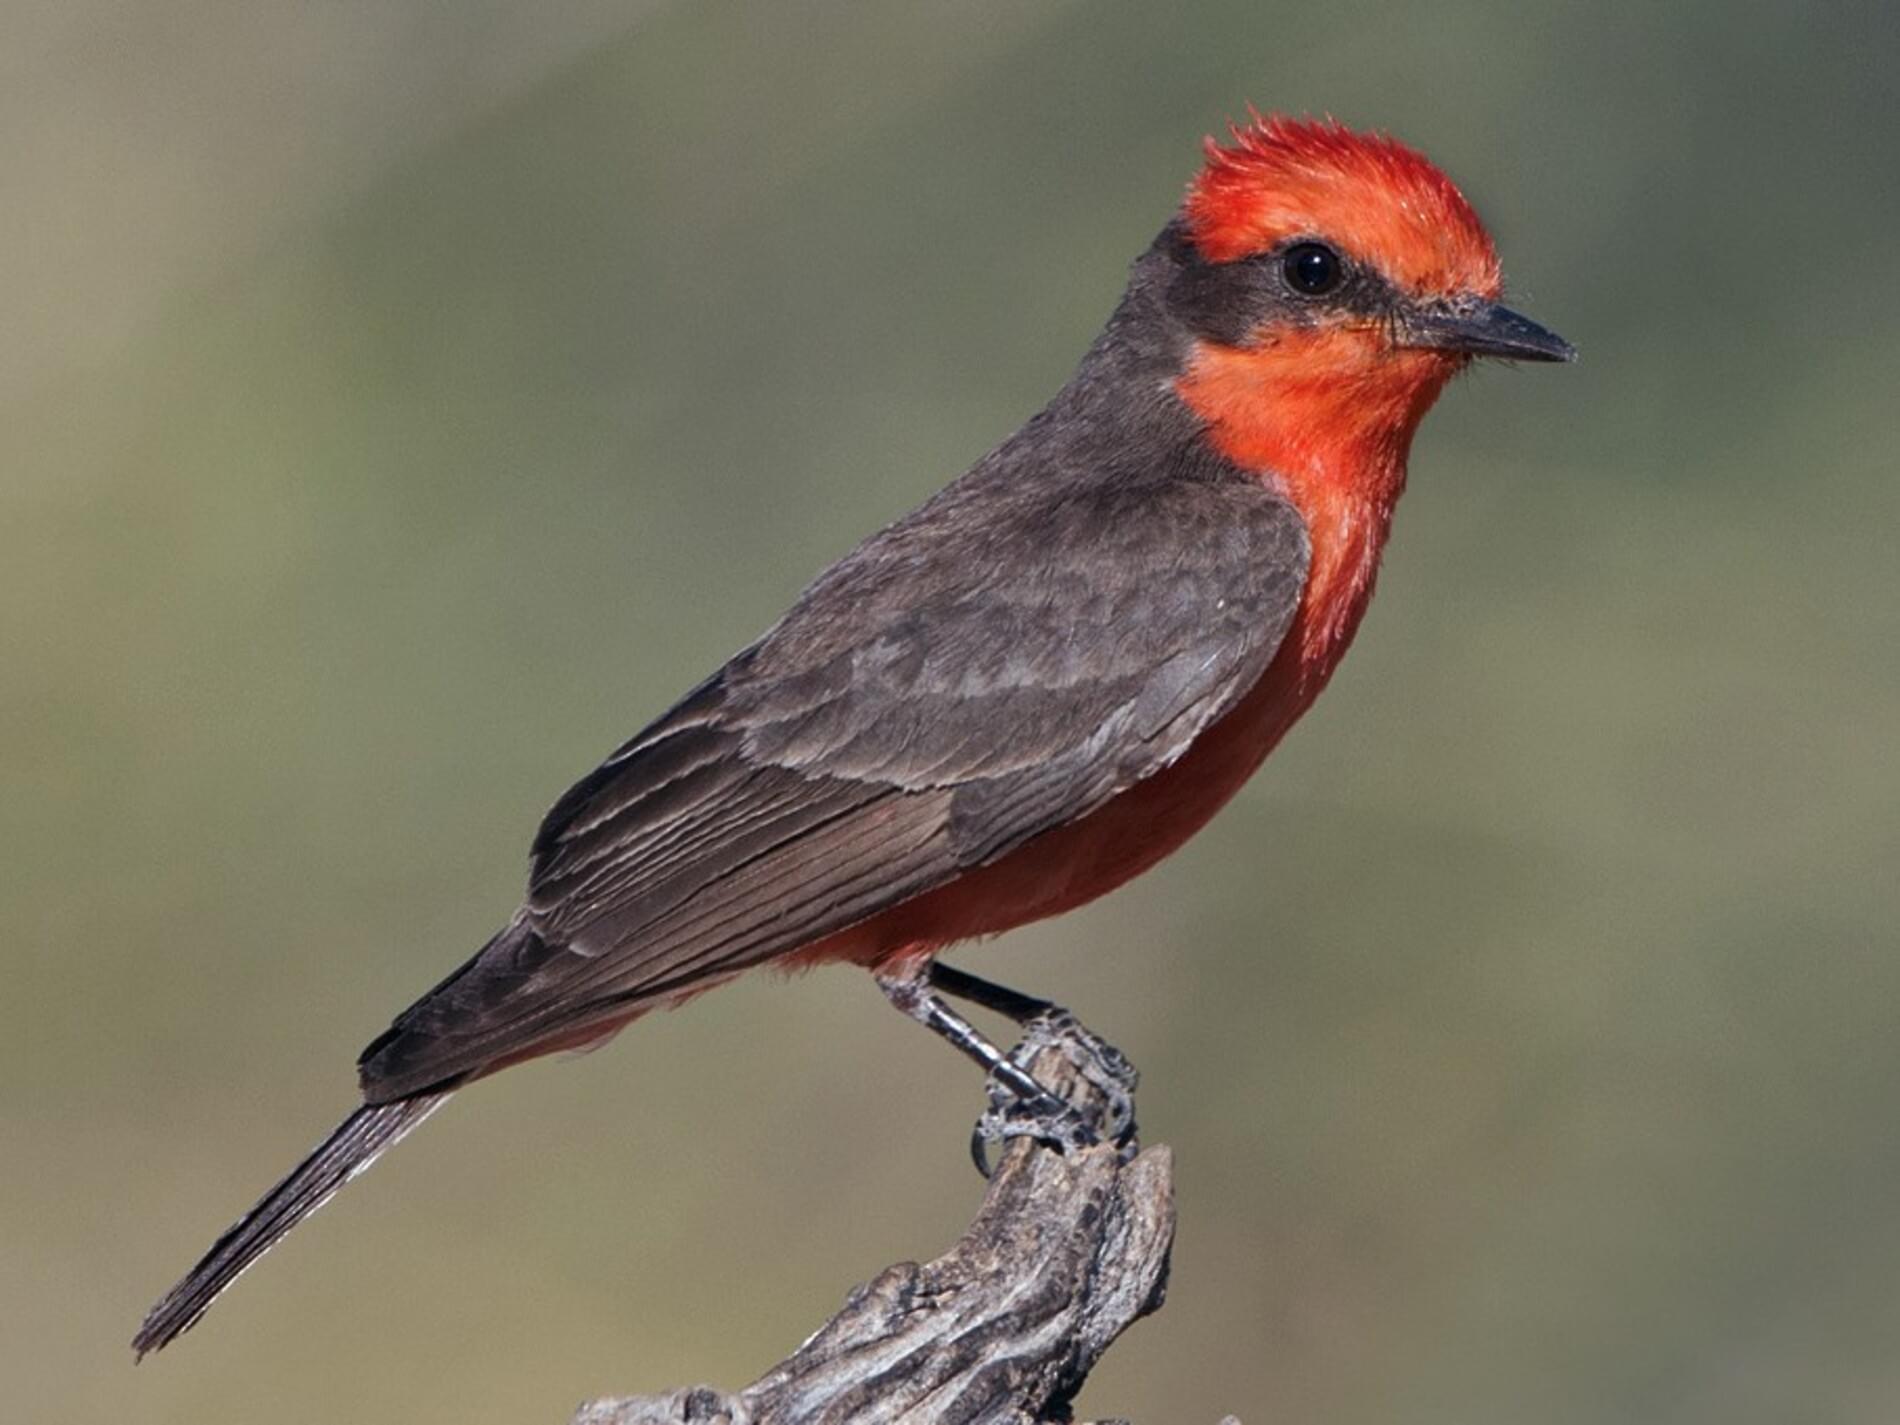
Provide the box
[135,113,1571,1355]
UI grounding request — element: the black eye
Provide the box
[1283,242,1343,296]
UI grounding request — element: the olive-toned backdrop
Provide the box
[8,3,1898,1421]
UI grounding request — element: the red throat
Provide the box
[1176,330,1457,671]
[1170,113,1495,678]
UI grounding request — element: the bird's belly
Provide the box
[801,643,1322,968]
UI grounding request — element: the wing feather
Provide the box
[359,465,1308,1100]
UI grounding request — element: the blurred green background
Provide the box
[7,2,1899,1421]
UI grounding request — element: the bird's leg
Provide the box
[875,959,1098,1174]
[929,961,1139,1155]
[906,961,1141,1176]
[874,958,1079,1110]
[925,962,1057,1023]
[930,962,1138,1132]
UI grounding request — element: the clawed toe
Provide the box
[970,1090,1099,1177]
[966,1011,1140,1178]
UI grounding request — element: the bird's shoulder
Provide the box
[528,439,1309,892]
[721,452,1309,778]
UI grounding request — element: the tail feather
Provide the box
[132,1091,453,1357]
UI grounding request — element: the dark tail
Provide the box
[132,1091,453,1357]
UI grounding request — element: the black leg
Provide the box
[926,960,1136,1127]
[879,958,1140,1177]
[874,959,1067,1110]
[927,962,1057,1024]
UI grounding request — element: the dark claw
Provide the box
[1029,1009,1140,1157]
[971,1089,1100,1178]
[967,1008,1140,1177]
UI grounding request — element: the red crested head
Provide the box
[1170,114,1570,669]
[1186,113,1501,301]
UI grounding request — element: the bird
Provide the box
[133,112,1572,1357]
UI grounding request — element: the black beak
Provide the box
[1402,301,1576,362]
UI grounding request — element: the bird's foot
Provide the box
[971,1086,1100,1177]
[970,1009,1140,1178]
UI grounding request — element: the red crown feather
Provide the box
[1185,113,1501,299]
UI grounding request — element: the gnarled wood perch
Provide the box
[572,1022,1227,1424]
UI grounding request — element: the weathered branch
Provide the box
[573,1021,1217,1424]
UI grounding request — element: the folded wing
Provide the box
[359,467,1308,1101]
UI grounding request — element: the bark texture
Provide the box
[572,1019,1218,1424]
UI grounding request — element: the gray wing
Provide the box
[358,471,1308,1101]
